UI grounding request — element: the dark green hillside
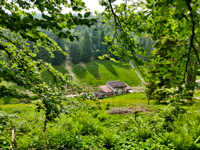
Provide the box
[42,63,68,84]
[72,60,141,87]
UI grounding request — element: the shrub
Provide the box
[78,117,102,136]
[102,132,117,149]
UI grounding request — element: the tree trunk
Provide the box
[186,61,198,101]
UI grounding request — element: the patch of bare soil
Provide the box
[131,86,146,93]
[129,60,146,85]
[65,60,77,81]
[79,62,86,67]
[107,105,152,115]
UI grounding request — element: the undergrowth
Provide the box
[1,97,200,149]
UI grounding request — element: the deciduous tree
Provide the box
[0,0,96,128]
[100,0,200,101]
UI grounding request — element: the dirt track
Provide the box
[131,86,146,93]
[65,60,77,81]
[129,61,146,85]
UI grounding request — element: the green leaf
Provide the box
[39,4,44,12]
[23,16,32,22]
[84,12,91,18]
[78,13,82,18]
[42,14,50,20]
[69,35,74,41]
[91,18,97,23]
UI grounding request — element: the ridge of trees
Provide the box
[30,13,154,65]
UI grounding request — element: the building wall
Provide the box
[106,83,126,95]
[117,87,126,94]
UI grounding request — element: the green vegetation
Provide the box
[101,0,200,103]
[194,90,200,97]
[33,29,67,66]
[81,31,92,62]
[68,14,154,64]
[42,63,68,84]
[69,42,81,64]
[0,0,98,137]
[0,97,21,105]
[85,93,148,107]
[54,64,69,74]
[72,60,141,87]
[0,63,69,105]
[2,0,200,149]
[1,93,200,149]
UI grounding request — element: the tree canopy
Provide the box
[69,42,81,64]
[0,0,97,126]
[100,0,200,102]
[2,0,200,149]
[81,30,92,62]
[2,0,200,129]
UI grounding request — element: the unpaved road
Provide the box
[65,60,77,81]
[129,61,146,85]
[131,86,146,93]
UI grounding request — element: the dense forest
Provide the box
[31,13,154,65]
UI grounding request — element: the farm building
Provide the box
[94,80,132,98]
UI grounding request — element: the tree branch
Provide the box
[183,0,199,81]
[107,0,139,64]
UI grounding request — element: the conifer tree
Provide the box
[69,42,81,64]
[98,30,107,55]
[91,28,98,51]
[51,36,66,65]
[82,31,92,62]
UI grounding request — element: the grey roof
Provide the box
[94,91,106,97]
[107,80,127,88]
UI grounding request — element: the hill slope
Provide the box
[71,60,141,87]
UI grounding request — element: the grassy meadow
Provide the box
[85,93,148,107]
[1,92,200,149]
[0,60,141,105]
[72,60,141,87]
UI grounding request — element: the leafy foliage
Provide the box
[0,0,97,131]
[2,0,200,149]
[1,95,200,149]
[100,0,200,102]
